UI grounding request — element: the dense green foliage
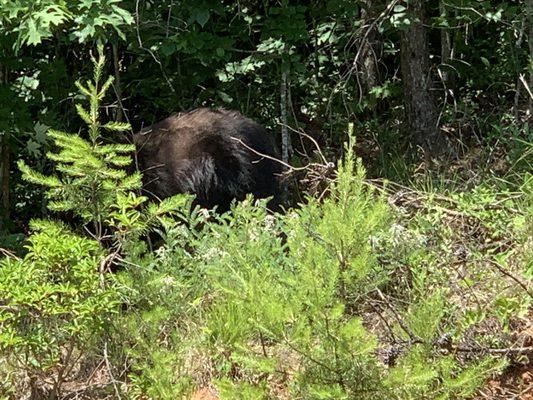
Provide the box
[0,0,532,398]
[17,48,136,232]
[0,63,529,396]
[0,220,119,398]
[110,149,513,399]
[1,1,531,227]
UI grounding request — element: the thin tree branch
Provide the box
[486,259,533,299]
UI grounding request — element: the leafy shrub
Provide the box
[114,136,507,399]
[17,47,138,241]
[17,46,191,249]
[1,45,192,399]
[0,220,120,398]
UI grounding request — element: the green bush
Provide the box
[0,220,120,398]
[17,46,139,242]
[113,136,508,399]
[1,45,193,399]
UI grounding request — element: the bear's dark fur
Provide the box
[133,108,282,212]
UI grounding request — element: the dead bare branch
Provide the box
[486,259,533,299]
[0,247,21,260]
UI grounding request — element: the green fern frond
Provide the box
[153,195,192,216]
[28,219,69,234]
[49,150,103,170]
[74,81,92,98]
[89,126,100,143]
[102,180,119,190]
[47,148,97,164]
[96,143,136,154]
[102,121,131,132]
[48,130,92,151]
[119,172,143,190]
[99,76,115,97]
[87,81,98,95]
[47,152,78,164]
[107,155,133,167]
[18,161,62,187]
[92,45,106,84]
[55,164,87,178]
[100,169,127,180]
[76,104,93,125]
[48,200,74,212]
[78,156,105,170]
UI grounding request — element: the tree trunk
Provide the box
[112,42,124,122]
[439,1,455,91]
[0,134,9,232]
[280,63,291,204]
[400,0,448,158]
[280,68,291,164]
[360,0,379,95]
[527,0,533,114]
[0,63,9,232]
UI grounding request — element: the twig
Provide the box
[451,345,533,356]
[486,259,533,299]
[278,123,329,165]
[327,0,399,111]
[511,384,533,399]
[112,43,123,122]
[370,302,398,343]
[388,336,533,358]
[0,304,21,313]
[134,0,176,94]
[165,0,173,38]
[519,73,533,100]
[0,247,21,260]
[85,359,106,385]
[104,342,122,399]
[60,381,116,397]
[376,289,422,343]
[442,1,513,28]
[280,333,340,376]
[230,136,330,173]
[99,250,121,288]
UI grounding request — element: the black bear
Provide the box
[133,108,282,212]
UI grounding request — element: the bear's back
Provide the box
[134,108,281,211]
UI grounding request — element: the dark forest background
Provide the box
[1,0,531,231]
